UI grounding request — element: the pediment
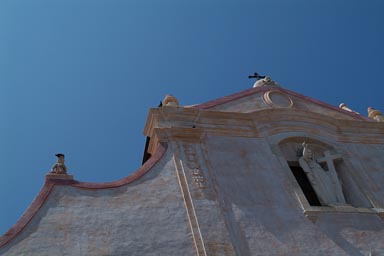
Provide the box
[193,86,368,121]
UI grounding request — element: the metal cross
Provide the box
[248,72,266,80]
[317,150,342,173]
[317,150,345,202]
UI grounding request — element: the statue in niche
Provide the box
[299,142,346,206]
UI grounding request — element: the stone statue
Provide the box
[50,153,67,174]
[299,143,346,206]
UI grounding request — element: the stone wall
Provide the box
[0,148,196,256]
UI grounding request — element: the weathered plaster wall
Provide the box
[199,135,384,255]
[2,85,383,256]
[142,93,384,255]
[172,141,237,255]
[341,143,384,207]
[202,136,346,255]
[316,213,384,256]
[0,148,196,256]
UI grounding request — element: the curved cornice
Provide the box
[0,142,168,248]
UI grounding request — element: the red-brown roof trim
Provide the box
[193,86,370,121]
[0,142,168,248]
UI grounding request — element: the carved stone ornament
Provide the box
[191,168,205,189]
[263,90,293,108]
[367,107,384,122]
[339,103,359,114]
[162,94,179,107]
[184,145,206,189]
[253,76,279,88]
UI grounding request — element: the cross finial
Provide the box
[248,72,266,80]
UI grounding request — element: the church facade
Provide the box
[1,78,384,255]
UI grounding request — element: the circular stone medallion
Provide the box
[263,90,293,108]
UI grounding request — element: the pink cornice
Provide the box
[193,86,370,121]
[0,181,55,248]
[282,87,370,121]
[194,86,267,110]
[0,142,168,248]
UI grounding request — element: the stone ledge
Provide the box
[304,206,384,223]
[373,208,384,219]
[45,173,74,180]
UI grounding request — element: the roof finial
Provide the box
[339,103,359,114]
[162,94,179,107]
[249,72,279,88]
[367,107,384,122]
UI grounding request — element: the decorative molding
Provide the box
[193,85,370,121]
[263,90,293,108]
[194,86,266,110]
[184,144,206,190]
[172,143,207,256]
[45,173,74,180]
[144,108,384,145]
[303,206,384,223]
[191,169,205,189]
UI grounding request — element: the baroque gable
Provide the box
[193,82,368,122]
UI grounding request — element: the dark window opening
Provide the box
[288,162,321,206]
[142,101,163,165]
[142,136,152,165]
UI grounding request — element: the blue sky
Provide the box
[1,0,383,234]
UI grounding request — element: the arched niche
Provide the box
[278,136,372,209]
